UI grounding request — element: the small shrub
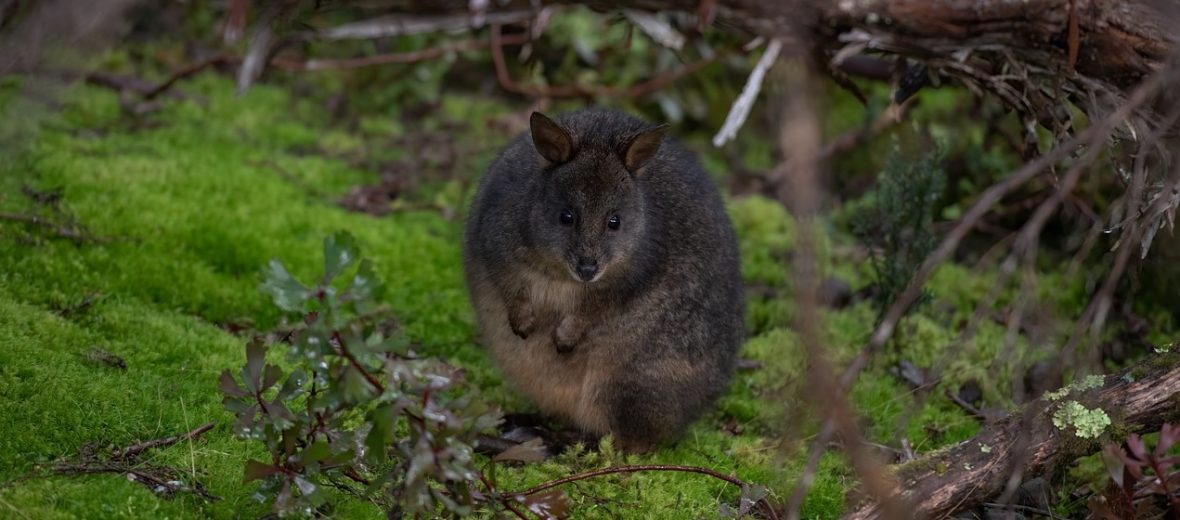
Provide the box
[219,231,501,517]
[851,141,946,318]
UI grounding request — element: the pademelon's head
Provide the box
[524,111,667,284]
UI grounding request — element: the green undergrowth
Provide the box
[0,73,1093,519]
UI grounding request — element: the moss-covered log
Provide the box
[843,355,1180,519]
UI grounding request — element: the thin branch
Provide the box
[817,97,915,161]
[144,55,230,100]
[113,422,216,461]
[712,38,782,147]
[0,212,103,243]
[331,331,386,394]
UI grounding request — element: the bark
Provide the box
[843,356,1180,519]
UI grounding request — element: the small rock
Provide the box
[891,359,928,389]
[958,379,983,407]
[817,276,853,309]
[1023,360,1062,402]
[83,346,127,371]
[735,358,762,372]
[1014,477,1053,511]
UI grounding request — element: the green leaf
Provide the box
[222,395,253,415]
[365,404,397,462]
[276,369,306,401]
[260,259,309,312]
[242,340,266,393]
[218,370,249,398]
[293,476,317,497]
[297,440,331,468]
[346,258,385,301]
[261,364,283,392]
[243,459,281,483]
[266,398,296,428]
[341,365,375,403]
[737,484,768,517]
[322,231,359,282]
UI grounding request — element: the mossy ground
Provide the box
[0,69,1147,519]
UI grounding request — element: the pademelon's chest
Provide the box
[521,269,584,316]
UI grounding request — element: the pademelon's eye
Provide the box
[559,209,575,226]
[607,215,621,230]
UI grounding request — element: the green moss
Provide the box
[0,76,819,518]
[2,63,1170,519]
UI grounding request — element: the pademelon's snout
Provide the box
[575,257,599,282]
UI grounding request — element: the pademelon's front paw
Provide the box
[508,306,536,339]
[552,314,587,353]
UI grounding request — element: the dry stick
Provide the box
[143,55,230,100]
[0,212,90,242]
[776,61,906,520]
[504,464,779,519]
[713,38,782,147]
[113,422,216,461]
[816,97,915,161]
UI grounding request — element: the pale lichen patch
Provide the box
[1051,401,1111,439]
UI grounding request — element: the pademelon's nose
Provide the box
[576,259,598,282]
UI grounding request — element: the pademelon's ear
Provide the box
[620,124,668,174]
[530,112,574,164]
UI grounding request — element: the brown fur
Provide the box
[463,109,745,452]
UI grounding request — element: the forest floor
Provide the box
[0,70,1172,519]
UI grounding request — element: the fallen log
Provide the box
[844,353,1180,519]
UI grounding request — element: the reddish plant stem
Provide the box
[479,474,531,520]
[331,330,386,394]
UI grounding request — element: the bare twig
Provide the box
[817,97,915,161]
[144,55,230,100]
[113,422,216,461]
[50,423,219,501]
[712,38,782,147]
[0,211,102,243]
